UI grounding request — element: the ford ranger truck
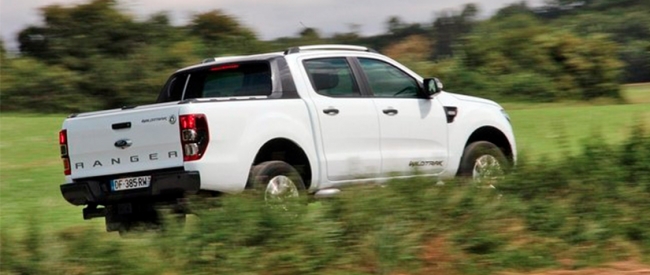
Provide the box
[59,45,516,233]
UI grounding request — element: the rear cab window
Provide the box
[157,62,272,102]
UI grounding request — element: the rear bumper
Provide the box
[61,170,200,206]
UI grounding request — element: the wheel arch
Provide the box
[464,126,514,164]
[251,138,312,189]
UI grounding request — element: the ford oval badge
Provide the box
[114,139,132,149]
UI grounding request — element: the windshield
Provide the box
[157,62,272,102]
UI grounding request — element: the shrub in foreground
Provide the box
[1,127,649,274]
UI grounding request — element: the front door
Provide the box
[357,58,449,176]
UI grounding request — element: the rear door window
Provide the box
[303,58,361,97]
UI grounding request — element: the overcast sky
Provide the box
[0,0,544,50]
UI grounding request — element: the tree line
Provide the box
[1,0,648,113]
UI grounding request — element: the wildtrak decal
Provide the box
[409,160,443,167]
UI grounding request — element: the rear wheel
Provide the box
[248,161,306,208]
[458,141,509,188]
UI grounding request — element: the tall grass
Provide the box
[2,125,649,275]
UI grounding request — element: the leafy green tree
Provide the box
[18,0,147,65]
[10,0,200,112]
[356,16,429,55]
[494,1,535,18]
[190,10,256,42]
[299,27,320,40]
[453,13,622,101]
[188,10,260,56]
[0,58,95,112]
[620,42,650,83]
[577,0,645,11]
[538,0,650,82]
[0,39,6,61]
[4,0,645,114]
[383,35,432,63]
[331,24,363,45]
[431,4,479,59]
[386,16,406,35]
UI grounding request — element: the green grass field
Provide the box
[0,115,106,235]
[504,84,650,159]
[510,103,650,160]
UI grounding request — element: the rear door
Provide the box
[303,57,381,181]
[355,57,449,176]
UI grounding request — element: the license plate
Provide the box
[111,176,151,191]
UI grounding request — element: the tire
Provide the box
[457,141,509,187]
[247,161,306,203]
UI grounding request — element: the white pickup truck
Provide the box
[59,45,516,233]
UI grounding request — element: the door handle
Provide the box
[323,108,339,115]
[112,122,132,130]
[382,108,398,116]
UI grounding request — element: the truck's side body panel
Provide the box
[372,97,449,176]
[309,95,382,181]
[179,99,317,193]
[286,52,455,188]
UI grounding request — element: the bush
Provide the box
[2,126,649,274]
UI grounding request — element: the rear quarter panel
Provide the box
[180,99,317,193]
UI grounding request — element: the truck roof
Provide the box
[178,44,378,73]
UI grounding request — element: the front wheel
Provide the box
[248,161,306,205]
[457,141,509,187]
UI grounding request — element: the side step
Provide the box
[313,188,341,199]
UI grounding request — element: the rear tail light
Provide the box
[179,114,209,161]
[59,129,71,175]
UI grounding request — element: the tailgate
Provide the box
[64,104,184,179]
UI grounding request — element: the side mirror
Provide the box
[423,78,443,96]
